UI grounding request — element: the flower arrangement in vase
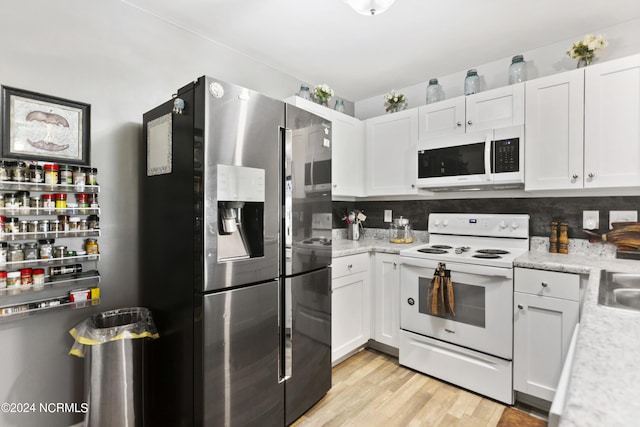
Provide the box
[566,34,608,68]
[384,90,407,113]
[313,84,334,106]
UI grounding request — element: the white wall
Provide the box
[355,18,640,119]
[0,1,304,426]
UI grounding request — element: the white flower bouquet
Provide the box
[384,90,407,113]
[313,84,334,104]
[566,34,608,67]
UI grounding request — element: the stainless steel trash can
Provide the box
[69,307,159,427]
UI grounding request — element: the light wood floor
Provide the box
[292,349,507,427]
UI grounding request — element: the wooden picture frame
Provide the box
[1,86,90,165]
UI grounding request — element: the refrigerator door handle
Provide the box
[283,127,293,247]
[279,277,293,383]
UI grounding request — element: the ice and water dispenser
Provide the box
[216,164,265,261]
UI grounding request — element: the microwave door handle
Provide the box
[484,134,492,181]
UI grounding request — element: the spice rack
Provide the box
[0,166,101,320]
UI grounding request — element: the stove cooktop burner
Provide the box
[472,253,502,259]
[431,245,453,249]
[476,249,510,255]
[418,248,449,254]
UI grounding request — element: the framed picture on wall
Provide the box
[1,86,90,165]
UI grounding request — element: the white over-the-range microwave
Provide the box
[416,125,524,191]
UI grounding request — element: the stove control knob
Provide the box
[511,222,520,230]
[499,220,508,229]
[442,219,449,227]
[434,219,441,227]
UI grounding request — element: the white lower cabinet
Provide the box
[331,253,370,364]
[371,253,400,349]
[513,268,580,402]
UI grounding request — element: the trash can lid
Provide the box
[69,307,159,357]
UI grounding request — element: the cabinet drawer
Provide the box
[332,253,369,278]
[515,267,579,301]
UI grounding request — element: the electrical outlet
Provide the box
[384,210,392,222]
[583,210,599,230]
[609,210,638,229]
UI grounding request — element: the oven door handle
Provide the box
[401,258,513,279]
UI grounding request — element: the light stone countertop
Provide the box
[332,237,427,257]
[514,252,640,427]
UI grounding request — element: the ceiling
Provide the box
[122,0,640,101]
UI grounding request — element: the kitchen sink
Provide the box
[598,271,640,312]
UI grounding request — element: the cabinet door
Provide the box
[331,112,365,197]
[331,270,370,364]
[584,54,640,188]
[371,253,400,348]
[513,292,579,401]
[365,108,418,196]
[524,70,585,190]
[465,83,525,132]
[418,97,465,139]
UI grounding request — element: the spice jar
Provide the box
[0,160,9,181]
[0,242,7,265]
[50,219,62,232]
[69,217,80,231]
[0,271,6,289]
[29,195,43,210]
[73,167,86,190]
[6,271,20,289]
[559,222,569,254]
[20,268,32,287]
[29,164,44,183]
[59,164,73,185]
[76,193,89,213]
[50,264,82,276]
[11,161,27,182]
[86,168,98,185]
[8,249,24,262]
[79,219,88,231]
[58,215,70,231]
[0,216,5,235]
[32,268,45,289]
[23,242,38,260]
[549,221,558,253]
[28,220,39,233]
[0,193,4,208]
[38,219,50,233]
[42,194,55,213]
[39,239,54,259]
[86,238,99,257]
[87,215,100,230]
[5,194,18,214]
[44,163,59,184]
[55,193,67,212]
[18,220,29,233]
[54,245,67,258]
[17,191,31,214]
[89,193,99,209]
[5,217,18,234]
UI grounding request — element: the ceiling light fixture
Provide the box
[344,0,396,16]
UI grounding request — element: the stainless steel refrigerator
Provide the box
[140,76,332,426]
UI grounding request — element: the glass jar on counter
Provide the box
[59,164,73,185]
[426,78,444,104]
[389,216,414,244]
[39,239,54,259]
[28,164,44,183]
[464,69,480,95]
[44,163,59,184]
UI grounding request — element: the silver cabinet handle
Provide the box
[456,121,462,127]
[411,184,416,188]
[588,172,595,178]
[517,304,524,310]
[541,282,548,288]
[572,174,579,179]
[347,264,353,269]
[392,262,397,268]
[467,120,473,125]
[332,184,337,188]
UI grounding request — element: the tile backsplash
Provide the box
[333,196,640,239]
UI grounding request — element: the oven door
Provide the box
[416,131,492,190]
[400,257,513,359]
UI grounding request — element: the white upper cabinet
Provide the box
[525,54,640,191]
[331,112,366,197]
[584,54,640,188]
[285,96,366,198]
[418,84,524,140]
[525,69,585,190]
[365,108,419,196]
